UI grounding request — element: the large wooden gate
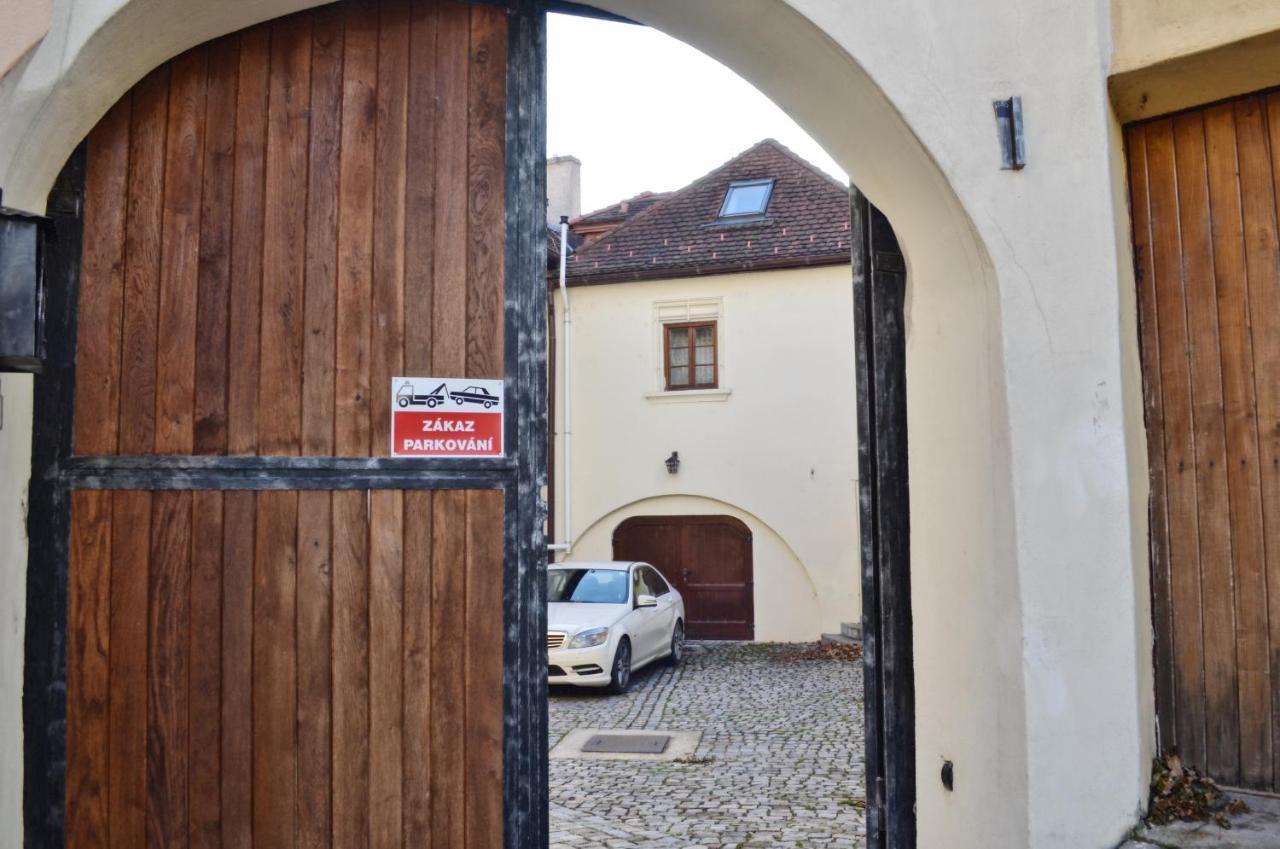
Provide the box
[1128,89,1280,792]
[24,1,548,846]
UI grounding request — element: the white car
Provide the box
[547,561,685,693]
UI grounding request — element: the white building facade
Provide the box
[551,264,860,642]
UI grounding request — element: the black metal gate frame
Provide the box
[22,5,915,849]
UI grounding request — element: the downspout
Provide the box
[548,215,573,555]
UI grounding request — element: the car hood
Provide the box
[547,602,629,634]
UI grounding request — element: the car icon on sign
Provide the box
[397,381,448,408]
[450,386,499,409]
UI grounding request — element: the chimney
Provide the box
[545,155,581,228]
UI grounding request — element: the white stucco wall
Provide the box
[550,265,860,642]
[0,376,32,849]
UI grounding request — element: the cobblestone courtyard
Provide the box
[548,642,866,849]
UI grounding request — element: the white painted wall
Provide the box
[551,265,859,642]
[0,375,32,849]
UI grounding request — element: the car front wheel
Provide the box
[606,638,631,694]
[666,620,684,666]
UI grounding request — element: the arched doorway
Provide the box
[5,2,1023,849]
[613,514,756,640]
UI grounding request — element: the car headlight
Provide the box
[567,627,609,649]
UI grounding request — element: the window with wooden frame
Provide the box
[664,321,718,390]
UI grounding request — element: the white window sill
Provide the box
[643,387,733,403]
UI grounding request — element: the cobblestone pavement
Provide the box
[548,641,866,849]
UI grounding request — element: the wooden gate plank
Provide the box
[336,0,378,458]
[1127,123,1179,753]
[370,489,405,849]
[464,489,503,849]
[260,15,314,456]
[1205,101,1273,787]
[372,0,410,455]
[147,491,192,849]
[302,6,345,458]
[1173,111,1240,783]
[253,491,300,849]
[402,489,434,846]
[297,489,334,849]
[221,492,255,849]
[465,3,506,381]
[333,490,371,849]
[194,38,240,455]
[75,99,131,456]
[431,489,467,847]
[66,490,112,849]
[404,0,439,374]
[1145,117,1210,772]
[155,47,208,455]
[108,490,151,849]
[431,1,470,375]
[118,67,170,455]
[189,490,223,849]
[227,29,270,455]
[1258,91,1280,787]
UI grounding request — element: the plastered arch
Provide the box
[0,1,1038,847]
[571,492,826,642]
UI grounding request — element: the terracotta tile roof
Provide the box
[562,139,850,286]
[572,190,673,228]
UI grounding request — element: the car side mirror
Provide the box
[636,594,658,608]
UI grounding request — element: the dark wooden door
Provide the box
[612,515,753,640]
[27,2,549,848]
[1128,89,1280,792]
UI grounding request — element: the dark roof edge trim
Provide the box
[548,253,852,288]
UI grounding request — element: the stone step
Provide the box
[840,621,861,640]
[820,632,858,647]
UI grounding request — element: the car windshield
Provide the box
[547,569,629,604]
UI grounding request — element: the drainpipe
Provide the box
[548,216,573,556]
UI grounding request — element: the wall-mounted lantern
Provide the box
[665,451,680,474]
[0,201,47,373]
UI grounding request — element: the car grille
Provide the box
[572,664,603,675]
[546,632,566,650]
[548,665,567,677]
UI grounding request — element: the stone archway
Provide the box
[0,2,1121,848]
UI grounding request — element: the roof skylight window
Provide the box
[718,179,774,219]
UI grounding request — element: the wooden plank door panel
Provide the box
[71,0,507,460]
[1129,87,1280,792]
[66,488,506,849]
[57,2,525,848]
[612,515,754,640]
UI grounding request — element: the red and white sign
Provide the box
[391,377,504,457]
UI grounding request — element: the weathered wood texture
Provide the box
[66,487,505,848]
[73,0,507,458]
[1128,91,1280,791]
[65,1,511,845]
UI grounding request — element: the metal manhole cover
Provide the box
[581,733,671,754]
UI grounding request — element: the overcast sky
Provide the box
[547,13,847,216]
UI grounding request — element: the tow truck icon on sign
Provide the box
[396,381,448,409]
[396,380,500,410]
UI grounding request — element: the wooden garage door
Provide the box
[1128,90,1280,792]
[612,515,754,640]
[51,1,525,846]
